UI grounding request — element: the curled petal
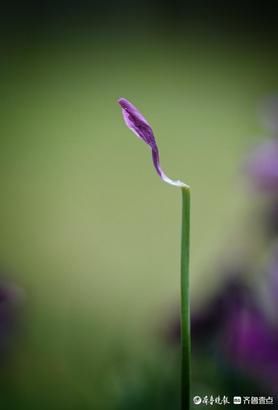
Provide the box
[118,97,187,187]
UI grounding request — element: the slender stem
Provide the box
[181,186,191,410]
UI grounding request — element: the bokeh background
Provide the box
[1,2,278,409]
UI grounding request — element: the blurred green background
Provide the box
[1,3,278,408]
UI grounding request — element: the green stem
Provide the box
[181,186,191,410]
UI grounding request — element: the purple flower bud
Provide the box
[245,139,278,194]
[118,98,187,187]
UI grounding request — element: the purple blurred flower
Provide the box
[223,305,278,390]
[164,274,250,347]
[192,279,249,343]
[170,271,278,389]
[118,97,187,187]
[246,139,278,193]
